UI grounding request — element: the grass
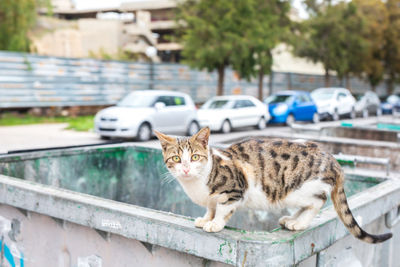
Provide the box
[0,113,95,131]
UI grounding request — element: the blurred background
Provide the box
[1,2,400,267]
[1,0,400,148]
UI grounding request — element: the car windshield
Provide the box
[264,95,293,104]
[311,90,335,100]
[201,100,230,109]
[355,94,363,101]
[387,95,400,104]
[117,93,156,108]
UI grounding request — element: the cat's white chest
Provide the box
[178,179,209,207]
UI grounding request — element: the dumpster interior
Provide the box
[0,145,383,231]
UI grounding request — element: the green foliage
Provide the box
[232,0,290,80]
[295,1,367,86]
[353,0,388,89]
[0,0,36,51]
[176,0,289,96]
[384,0,400,94]
[175,0,254,95]
[0,0,52,52]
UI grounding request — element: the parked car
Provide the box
[264,90,319,125]
[354,91,381,118]
[311,88,356,121]
[381,94,400,114]
[94,90,200,141]
[198,95,270,133]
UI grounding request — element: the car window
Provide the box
[117,93,156,108]
[202,100,230,109]
[233,100,245,109]
[173,96,186,106]
[243,100,256,107]
[296,95,309,103]
[264,95,293,104]
[154,96,186,106]
[311,91,334,100]
[337,93,346,100]
[155,96,173,106]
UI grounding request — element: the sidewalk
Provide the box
[0,123,103,153]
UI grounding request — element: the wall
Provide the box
[0,50,397,109]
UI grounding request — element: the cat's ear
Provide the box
[191,127,210,148]
[154,130,176,149]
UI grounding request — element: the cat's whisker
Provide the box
[160,171,176,185]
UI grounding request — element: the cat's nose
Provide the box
[183,168,190,174]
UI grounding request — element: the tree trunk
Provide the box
[387,73,395,95]
[258,66,264,100]
[324,68,330,87]
[267,71,273,97]
[345,74,350,90]
[217,65,225,96]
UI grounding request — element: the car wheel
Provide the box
[221,120,232,134]
[256,117,266,130]
[100,135,111,140]
[286,114,295,126]
[137,123,151,141]
[312,112,320,124]
[187,121,200,136]
[377,108,382,116]
[362,109,368,118]
[350,108,356,119]
[332,109,339,121]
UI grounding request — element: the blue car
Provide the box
[264,91,319,125]
[381,94,400,114]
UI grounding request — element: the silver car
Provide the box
[94,90,200,141]
[354,91,382,118]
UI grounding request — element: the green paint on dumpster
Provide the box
[341,122,353,127]
[377,123,400,131]
[0,145,384,233]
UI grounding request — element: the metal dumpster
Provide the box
[0,144,399,267]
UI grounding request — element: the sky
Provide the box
[72,0,309,18]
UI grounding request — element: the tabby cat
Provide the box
[155,127,392,243]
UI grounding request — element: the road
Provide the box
[0,115,395,153]
[0,123,289,153]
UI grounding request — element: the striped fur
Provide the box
[155,127,392,243]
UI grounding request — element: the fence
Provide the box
[0,50,393,108]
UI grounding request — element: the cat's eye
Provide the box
[172,156,181,162]
[191,154,200,161]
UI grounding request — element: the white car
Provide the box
[354,91,381,118]
[311,88,356,121]
[94,90,200,141]
[198,95,270,133]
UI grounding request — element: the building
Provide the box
[30,0,324,75]
[33,0,180,62]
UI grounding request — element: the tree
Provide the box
[353,0,388,91]
[175,0,253,96]
[0,0,51,52]
[232,0,290,100]
[294,1,366,87]
[0,0,36,51]
[384,0,400,94]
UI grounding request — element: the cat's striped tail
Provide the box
[331,171,392,244]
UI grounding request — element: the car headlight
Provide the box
[273,104,288,115]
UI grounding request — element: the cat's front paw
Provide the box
[278,216,292,227]
[284,219,308,231]
[203,220,224,232]
[194,217,209,228]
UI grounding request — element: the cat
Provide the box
[154,127,392,243]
